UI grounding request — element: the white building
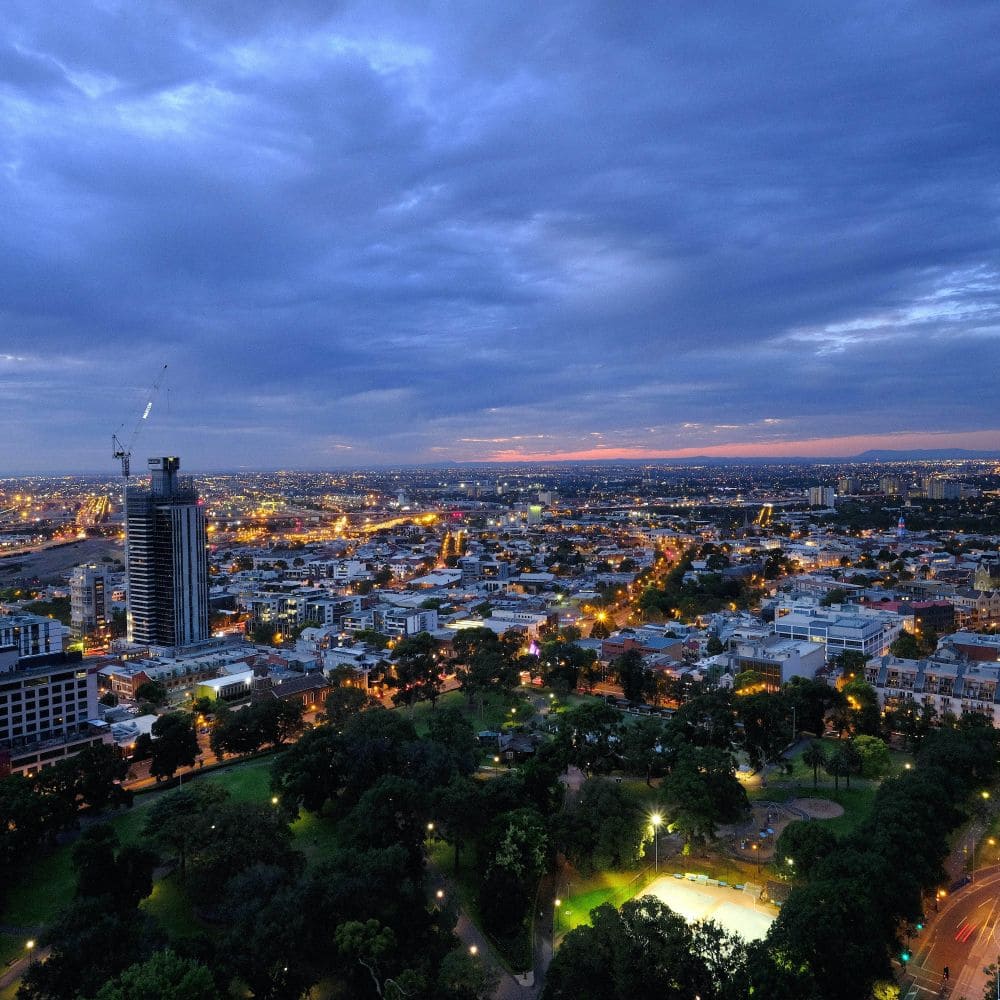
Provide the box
[773,608,897,660]
[70,564,110,636]
[866,650,1000,726]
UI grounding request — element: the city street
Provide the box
[908,866,1000,999]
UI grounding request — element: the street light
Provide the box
[469,945,478,956]
[554,897,562,932]
[25,940,35,965]
[651,813,662,873]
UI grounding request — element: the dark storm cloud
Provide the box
[1,0,999,471]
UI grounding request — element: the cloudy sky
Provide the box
[2,1,999,472]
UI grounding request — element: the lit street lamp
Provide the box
[651,812,662,873]
[25,940,35,965]
[554,897,562,932]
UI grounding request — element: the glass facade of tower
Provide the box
[125,457,209,648]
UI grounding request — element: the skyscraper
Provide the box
[70,563,110,636]
[125,456,209,648]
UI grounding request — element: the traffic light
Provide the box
[915,923,924,933]
[901,951,911,964]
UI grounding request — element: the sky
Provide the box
[2,1,999,473]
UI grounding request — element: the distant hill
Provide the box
[850,449,1000,461]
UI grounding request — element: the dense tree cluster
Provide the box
[545,716,999,1000]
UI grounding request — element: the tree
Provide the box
[354,628,391,650]
[72,824,156,912]
[614,648,646,703]
[842,678,881,736]
[820,588,848,607]
[539,639,596,697]
[453,628,519,707]
[341,776,430,866]
[270,725,346,814]
[589,617,611,640]
[135,680,168,706]
[48,741,130,811]
[210,706,263,757]
[481,808,548,936]
[890,631,923,658]
[556,701,622,774]
[148,713,199,780]
[253,698,304,746]
[706,635,725,655]
[94,950,217,1000]
[143,783,230,880]
[554,780,645,873]
[802,740,827,790]
[218,865,315,1000]
[323,683,375,728]
[735,691,791,769]
[385,632,442,711]
[620,716,672,785]
[432,776,482,872]
[783,677,841,735]
[17,898,162,1000]
[660,746,749,847]
[768,876,893,1000]
[982,960,1000,1000]
[542,897,713,1000]
[853,735,892,779]
[426,705,478,772]
[733,669,763,693]
[185,801,302,909]
[824,743,861,791]
[773,822,837,877]
[436,948,499,1000]
[335,919,409,1000]
[0,776,73,899]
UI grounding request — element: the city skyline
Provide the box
[2,2,1000,472]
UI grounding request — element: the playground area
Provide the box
[725,796,845,862]
[643,873,778,941]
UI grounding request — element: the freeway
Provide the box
[907,867,1000,999]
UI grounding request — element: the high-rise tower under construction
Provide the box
[125,456,209,648]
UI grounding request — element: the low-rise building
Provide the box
[725,636,825,692]
[773,608,897,660]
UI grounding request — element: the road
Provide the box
[908,866,1000,999]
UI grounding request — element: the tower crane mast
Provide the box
[112,364,168,481]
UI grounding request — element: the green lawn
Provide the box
[290,808,340,868]
[408,688,531,737]
[558,870,651,933]
[2,843,76,926]
[1,754,331,933]
[141,874,202,940]
[198,756,274,802]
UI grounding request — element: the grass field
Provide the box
[558,869,653,933]
[1,754,337,934]
[408,687,535,739]
[141,875,201,940]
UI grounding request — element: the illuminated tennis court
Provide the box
[641,874,777,942]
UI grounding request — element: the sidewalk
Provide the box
[426,866,539,1000]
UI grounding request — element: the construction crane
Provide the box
[112,364,168,481]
